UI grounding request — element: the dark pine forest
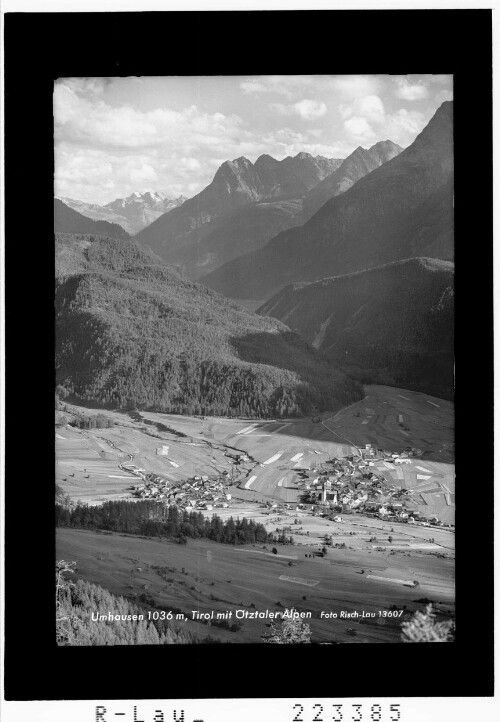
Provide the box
[55,233,362,418]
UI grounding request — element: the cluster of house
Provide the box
[298,445,450,527]
[124,457,239,512]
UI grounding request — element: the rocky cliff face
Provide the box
[174,143,401,281]
[302,140,403,219]
[202,102,454,301]
[134,152,342,263]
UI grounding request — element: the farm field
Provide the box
[57,528,455,644]
[324,385,454,463]
[57,383,455,525]
[56,383,455,643]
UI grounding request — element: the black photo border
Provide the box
[3,8,493,701]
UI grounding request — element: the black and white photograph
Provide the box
[2,6,495,714]
[54,73,456,646]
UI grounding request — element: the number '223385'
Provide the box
[292,703,401,722]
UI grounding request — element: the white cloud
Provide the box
[384,108,427,145]
[331,75,382,99]
[355,95,385,123]
[240,76,304,98]
[270,99,327,120]
[341,95,385,142]
[339,88,427,147]
[54,82,245,151]
[240,79,275,95]
[294,99,327,120]
[344,116,376,142]
[241,74,382,102]
[179,157,201,172]
[427,74,453,85]
[129,163,158,184]
[435,89,454,104]
[393,77,429,101]
[54,75,444,203]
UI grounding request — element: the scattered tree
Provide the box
[401,604,455,643]
[263,612,312,644]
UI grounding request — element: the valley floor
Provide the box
[55,384,455,644]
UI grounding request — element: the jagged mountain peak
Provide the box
[202,104,453,302]
[403,101,453,155]
[255,153,279,166]
[369,139,404,152]
[228,156,253,168]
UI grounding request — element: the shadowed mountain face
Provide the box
[169,140,404,281]
[301,139,403,220]
[164,198,306,280]
[202,101,454,301]
[54,199,130,241]
[258,257,454,400]
[59,192,187,235]
[55,233,362,417]
[134,142,404,281]
[134,152,342,271]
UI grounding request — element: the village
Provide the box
[297,444,453,528]
[123,439,453,531]
[125,447,251,512]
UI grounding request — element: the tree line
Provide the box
[55,500,294,546]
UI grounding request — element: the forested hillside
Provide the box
[259,258,454,400]
[55,234,362,417]
[56,574,194,645]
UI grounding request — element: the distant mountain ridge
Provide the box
[59,191,187,235]
[135,142,402,281]
[258,257,454,400]
[54,198,130,241]
[302,139,403,219]
[134,152,343,265]
[202,101,454,301]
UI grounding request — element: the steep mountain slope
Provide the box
[258,257,454,400]
[134,153,342,266]
[160,141,402,280]
[54,199,130,241]
[59,192,186,235]
[202,101,454,301]
[163,198,305,280]
[302,140,403,219]
[55,234,362,417]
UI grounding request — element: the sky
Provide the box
[54,74,453,204]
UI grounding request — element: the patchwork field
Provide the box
[324,384,454,463]
[57,528,454,644]
[56,384,455,643]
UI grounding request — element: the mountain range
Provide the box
[54,101,454,408]
[134,152,343,274]
[55,233,362,417]
[134,143,403,280]
[258,257,454,400]
[202,101,454,303]
[58,191,187,235]
[302,139,403,219]
[54,198,130,241]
